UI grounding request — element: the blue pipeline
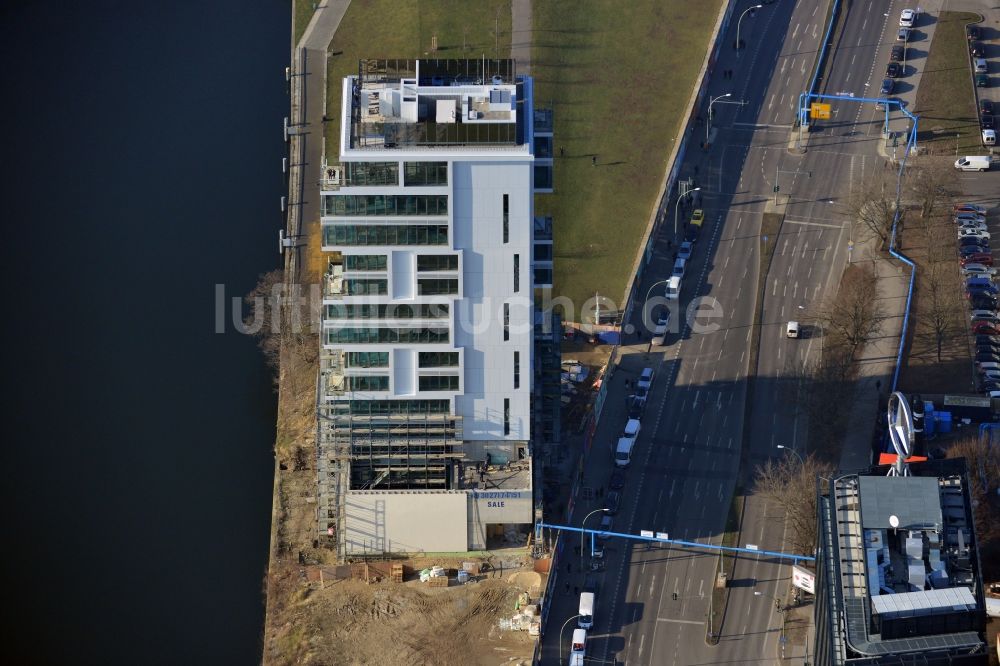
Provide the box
[534,521,815,563]
[796,91,920,402]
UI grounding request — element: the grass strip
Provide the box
[708,490,745,644]
[912,11,983,155]
[739,211,784,482]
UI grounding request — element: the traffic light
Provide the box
[773,185,780,193]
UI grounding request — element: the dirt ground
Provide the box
[266,573,538,666]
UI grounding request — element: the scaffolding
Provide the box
[317,352,464,560]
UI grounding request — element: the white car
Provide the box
[959,222,989,233]
[897,27,910,41]
[978,361,1000,371]
[637,367,654,390]
[963,263,996,276]
[971,310,1000,323]
[959,229,991,241]
[899,9,915,27]
[975,58,988,74]
[980,369,1000,381]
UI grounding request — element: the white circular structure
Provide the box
[886,391,914,476]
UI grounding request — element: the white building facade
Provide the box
[317,59,537,555]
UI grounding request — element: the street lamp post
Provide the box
[674,187,702,236]
[581,508,609,572]
[707,94,732,143]
[777,444,804,465]
[559,614,582,664]
[736,4,764,53]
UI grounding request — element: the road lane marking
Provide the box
[656,618,704,626]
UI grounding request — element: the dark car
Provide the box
[969,289,1000,302]
[891,45,905,62]
[975,351,1000,363]
[981,100,995,116]
[972,300,999,312]
[979,380,1000,392]
[971,42,986,57]
[977,73,989,88]
[609,469,626,491]
[604,490,622,515]
[960,244,990,257]
[976,335,1000,345]
[627,397,643,420]
[960,237,990,249]
[886,62,902,78]
[983,115,995,131]
[880,78,895,95]
[968,25,981,41]
[977,341,1000,353]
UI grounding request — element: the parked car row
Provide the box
[967,22,991,90]
[955,203,1000,396]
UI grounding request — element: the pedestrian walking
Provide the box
[565,582,570,594]
[574,586,579,596]
[559,147,565,157]
[598,486,604,499]
[567,561,572,573]
[875,379,882,391]
[592,155,597,166]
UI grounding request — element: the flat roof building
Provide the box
[316,59,549,557]
[813,459,989,665]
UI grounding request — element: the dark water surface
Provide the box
[1,2,287,663]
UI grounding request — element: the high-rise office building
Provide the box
[316,59,547,556]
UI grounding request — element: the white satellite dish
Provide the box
[889,515,900,528]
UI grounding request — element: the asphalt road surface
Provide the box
[537,1,923,665]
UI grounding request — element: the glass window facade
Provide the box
[343,254,388,271]
[345,352,389,368]
[403,162,448,186]
[419,375,459,391]
[503,194,509,243]
[503,303,510,341]
[533,244,553,261]
[342,162,399,186]
[513,254,520,292]
[417,278,459,296]
[418,352,460,368]
[504,398,511,435]
[327,399,451,416]
[324,224,448,246]
[514,351,520,389]
[323,194,448,216]
[344,278,388,296]
[348,375,390,391]
[416,254,459,271]
[326,327,450,345]
[326,303,450,319]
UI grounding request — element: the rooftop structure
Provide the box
[813,460,988,665]
[343,58,527,152]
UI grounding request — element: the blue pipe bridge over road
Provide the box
[534,521,815,563]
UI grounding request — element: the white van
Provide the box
[955,156,991,172]
[614,438,634,467]
[571,628,587,657]
[665,275,681,300]
[578,591,595,629]
[672,257,686,279]
[984,129,996,146]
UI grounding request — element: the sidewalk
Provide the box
[836,166,912,472]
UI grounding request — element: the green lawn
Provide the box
[325,1,513,156]
[533,0,723,313]
[292,0,317,47]
[912,12,983,155]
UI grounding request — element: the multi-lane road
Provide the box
[539,1,924,664]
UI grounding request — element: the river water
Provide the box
[2,2,287,662]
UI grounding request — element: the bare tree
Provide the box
[921,261,963,362]
[816,264,887,352]
[908,157,959,220]
[780,345,855,457]
[754,453,835,555]
[946,435,1000,548]
[846,170,897,250]
[245,269,319,387]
